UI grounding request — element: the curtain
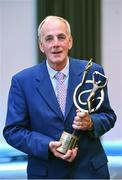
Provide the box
[36,0,101,64]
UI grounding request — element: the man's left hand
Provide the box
[72,109,93,131]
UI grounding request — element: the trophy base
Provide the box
[56,131,78,154]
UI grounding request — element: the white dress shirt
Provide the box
[46,59,69,97]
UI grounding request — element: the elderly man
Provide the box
[3,16,116,179]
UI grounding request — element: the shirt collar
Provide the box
[46,58,69,79]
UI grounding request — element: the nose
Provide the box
[52,37,60,46]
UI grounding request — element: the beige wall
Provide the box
[0,0,37,143]
[101,0,122,142]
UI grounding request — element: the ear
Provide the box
[38,41,45,53]
[68,36,73,50]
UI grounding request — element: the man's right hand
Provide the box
[49,141,78,162]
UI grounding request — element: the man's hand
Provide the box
[49,141,78,162]
[72,109,93,131]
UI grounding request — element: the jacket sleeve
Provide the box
[89,65,117,138]
[3,76,54,160]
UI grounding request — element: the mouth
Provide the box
[52,51,62,54]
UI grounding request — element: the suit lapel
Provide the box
[64,59,86,119]
[35,59,87,120]
[35,61,63,119]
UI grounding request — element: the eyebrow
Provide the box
[45,33,66,37]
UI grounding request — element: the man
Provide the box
[3,16,116,179]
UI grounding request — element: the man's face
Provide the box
[39,19,73,69]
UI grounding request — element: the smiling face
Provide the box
[38,17,73,70]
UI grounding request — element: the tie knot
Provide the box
[55,72,65,83]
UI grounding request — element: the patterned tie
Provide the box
[55,72,67,115]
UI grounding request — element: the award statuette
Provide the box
[56,59,108,154]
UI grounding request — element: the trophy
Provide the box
[56,59,108,154]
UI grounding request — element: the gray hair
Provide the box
[38,16,71,41]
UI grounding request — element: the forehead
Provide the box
[41,19,68,37]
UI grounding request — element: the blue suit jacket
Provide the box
[3,58,116,179]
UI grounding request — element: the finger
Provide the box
[49,141,61,151]
[66,148,78,162]
[73,119,82,126]
[72,121,88,130]
[73,117,84,126]
[49,141,61,148]
[76,109,80,113]
[77,111,87,117]
[71,147,78,158]
[54,149,72,161]
[72,123,82,130]
[74,116,81,122]
[63,149,72,160]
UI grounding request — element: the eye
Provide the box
[45,36,53,41]
[58,34,66,40]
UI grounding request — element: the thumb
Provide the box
[49,141,61,149]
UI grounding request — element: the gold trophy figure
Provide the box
[57,59,108,154]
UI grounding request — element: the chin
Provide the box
[51,58,64,64]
